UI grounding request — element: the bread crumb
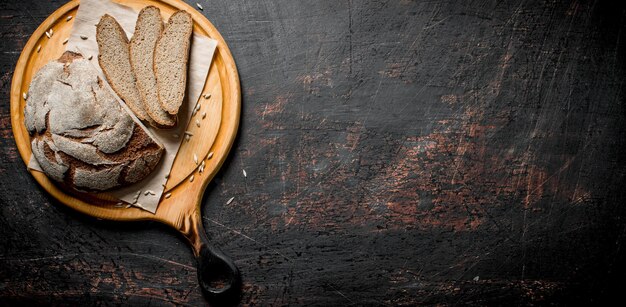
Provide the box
[133,190,141,203]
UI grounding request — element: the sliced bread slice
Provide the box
[154,10,193,115]
[130,6,176,127]
[96,14,155,126]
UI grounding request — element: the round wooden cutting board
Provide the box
[10,0,241,299]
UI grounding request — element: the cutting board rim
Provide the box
[10,0,241,223]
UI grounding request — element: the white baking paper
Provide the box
[28,0,218,213]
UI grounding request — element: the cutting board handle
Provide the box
[179,210,241,301]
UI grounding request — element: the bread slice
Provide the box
[155,10,193,115]
[96,14,156,126]
[130,6,176,127]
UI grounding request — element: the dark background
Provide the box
[2,0,626,305]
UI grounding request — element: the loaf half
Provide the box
[154,10,193,115]
[96,14,155,126]
[24,51,164,191]
[130,6,176,127]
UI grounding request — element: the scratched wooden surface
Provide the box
[2,0,626,305]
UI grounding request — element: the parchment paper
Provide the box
[28,0,218,213]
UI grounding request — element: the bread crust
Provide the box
[24,51,164,191]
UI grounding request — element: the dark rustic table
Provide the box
[2,0,626,305]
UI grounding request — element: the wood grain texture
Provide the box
[2,0,626,305]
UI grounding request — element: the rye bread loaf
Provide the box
[96,14,157,127]
[130,6,176,127]
[24,51,164,191]
[155,10,193,115]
